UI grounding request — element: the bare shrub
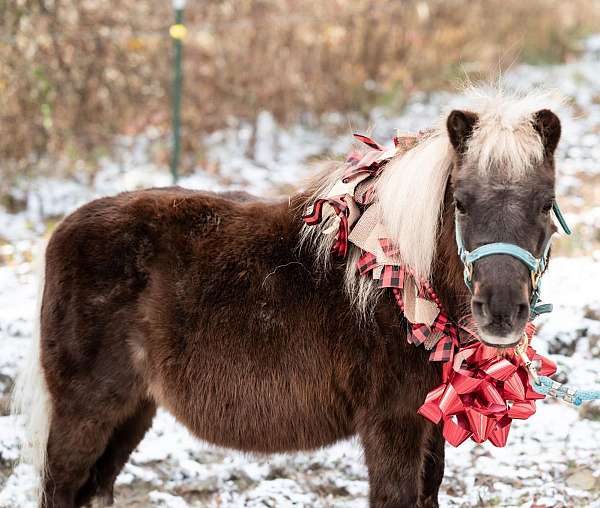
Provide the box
[0,0,598,195]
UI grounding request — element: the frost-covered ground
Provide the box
[1,38,600,508]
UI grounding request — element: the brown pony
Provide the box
[12,88,564,508]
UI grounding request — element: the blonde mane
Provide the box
[299,87,563,312]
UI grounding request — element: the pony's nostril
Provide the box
[516,303,529,321]
[472,299,489,319]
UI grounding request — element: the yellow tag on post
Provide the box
[169,24,187,40]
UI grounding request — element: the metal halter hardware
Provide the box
[455,201,571,318]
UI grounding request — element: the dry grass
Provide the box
[1,0,599,197]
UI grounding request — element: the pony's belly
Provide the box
[153,366,354,454]
[192,401,352,453]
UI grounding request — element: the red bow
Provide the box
[417,325,556,447]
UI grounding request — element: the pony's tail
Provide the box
[10,240,51,501]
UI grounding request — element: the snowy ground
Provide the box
[1,38,600,508]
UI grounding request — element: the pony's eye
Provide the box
[541,201,553,214]
[454,199,467,214]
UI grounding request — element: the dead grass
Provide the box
[1,0,600,196]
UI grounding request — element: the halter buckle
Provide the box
[464,262,473,284]
[531,270,541,289]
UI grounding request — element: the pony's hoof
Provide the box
[419,495,439,508]
[95,492,114,507]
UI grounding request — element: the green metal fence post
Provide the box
[170,0,187,184]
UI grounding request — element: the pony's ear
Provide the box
[533,109,561,156]
[447,110,478,154]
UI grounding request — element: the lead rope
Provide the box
[516,337,600,406]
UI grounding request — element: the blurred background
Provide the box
[1,1,600,507]
[1,1,599,194]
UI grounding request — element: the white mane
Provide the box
[300,87,563,311]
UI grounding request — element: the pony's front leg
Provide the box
[359,413,429,508]
[419,424,445,508]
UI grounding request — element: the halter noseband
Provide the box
[455,201,571,318]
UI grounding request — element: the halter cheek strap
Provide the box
[455,201,571,318]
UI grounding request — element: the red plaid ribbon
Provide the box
[379,237,401,259]
[303,134,395,257]
[357,251,378,276]
[303,196,350,257]
[358,254,460,364]
[353,133,385,150]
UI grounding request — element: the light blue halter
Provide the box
[455,201,571,319]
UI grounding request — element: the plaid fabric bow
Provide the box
[303,134,409,257]
[303,196,351,257]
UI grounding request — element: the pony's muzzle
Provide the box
[471,263,530,347]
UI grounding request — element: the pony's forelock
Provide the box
[462,87,564,177]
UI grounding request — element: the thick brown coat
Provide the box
[40,187,464,508]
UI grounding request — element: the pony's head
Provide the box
[301,87,565,349]
[446,102,561,347]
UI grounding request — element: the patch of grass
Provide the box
[553,228,588,257]
[479,495,502,506]
[579,402,600,421]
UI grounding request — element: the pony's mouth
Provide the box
[479,335,522,349]
[478,328,526,350]
[461,312,526,349]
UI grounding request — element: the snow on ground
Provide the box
[1,40,600,508]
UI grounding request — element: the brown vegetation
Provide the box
[0,0,598,194]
